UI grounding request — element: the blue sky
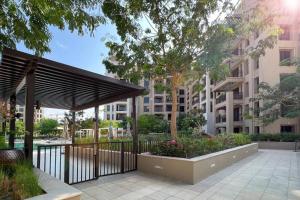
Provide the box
[17,24,119,118]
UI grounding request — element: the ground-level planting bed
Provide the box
[0,162,43,200]
[138,134,258,184]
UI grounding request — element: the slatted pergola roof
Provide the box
[0,48,145,111]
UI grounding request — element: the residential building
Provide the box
[16,105,44,123]
[212,0,300,134]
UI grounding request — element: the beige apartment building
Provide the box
[104,0,300,134]
[16,105,44,123]
[212,0,300,134]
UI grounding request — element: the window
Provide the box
[254,77,259,94]
[254,59,259,69]
[179,106,185,112]
[244,82,249,97]
[154,96,163,103]
[166,105,172,112]
[144,97,149,104]
[254,126,260,134]
[279,25,291,40]
[210,102,213,112]
[106,114,110,120]
[281,125,295,133]
[168,114,172,121]
[116,113,126,121]
[166,96,172,103]
[106,105,110,111]
[254,101,260,117]
[116,104,126,111]
[179,89,185,95]
[143,106,149,112]
[280,49,293,66]
[244,59,249,75]
[245,38,250,47]
[179,98,185,104]
[144,80,150,89]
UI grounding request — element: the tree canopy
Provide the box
[102,0,279,138]
[256,65,300,125]
[35,118,59,135]
[1,0,105,55]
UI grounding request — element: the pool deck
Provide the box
[73,150,300,200]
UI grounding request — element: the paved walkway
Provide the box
[74,150,300,200]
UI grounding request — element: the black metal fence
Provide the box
[36,141,137,184]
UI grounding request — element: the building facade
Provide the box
[16,105,44,123]
[212,0,300,134]
[104,0,300,134]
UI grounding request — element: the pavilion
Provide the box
[0,48,145,163]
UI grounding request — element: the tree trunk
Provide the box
[171,85,177,139]
[171,73,181,139]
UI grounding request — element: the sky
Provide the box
[17,24,119,119]
[15,0,240,120]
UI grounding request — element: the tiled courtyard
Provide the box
[74,150,300,200]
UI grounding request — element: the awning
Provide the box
[0,48,145,111]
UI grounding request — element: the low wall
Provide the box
[138,143,258,184]
[26,168,81,200]
[257,141,296,150]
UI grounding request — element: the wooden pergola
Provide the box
[0,48,144,163]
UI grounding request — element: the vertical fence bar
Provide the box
[95,143,99,178]
[121,142,124,173]
[64,145,70,184]
[37,146,41,169]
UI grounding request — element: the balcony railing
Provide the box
[233,92,243,100]
[216,94,226,104]
[216,116,226,123]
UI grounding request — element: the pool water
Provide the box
[14,143,39,150]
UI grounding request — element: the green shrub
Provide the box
[151,133,251,158]
[250,133,300,142]
[137,115,168,134]
[13,163,43,199]
[0,135,7,149]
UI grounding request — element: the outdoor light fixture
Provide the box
[36,100,40,110]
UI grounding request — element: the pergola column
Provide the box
[94,106,99,142]
[9,94,16,148]
[71,111,76,144]
[24,68,35,162]
[94,106,99,177]
[132,97,138,154]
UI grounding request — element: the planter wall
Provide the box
[257,141,296,150]
[26,168,81,200]
[138,143,258,184]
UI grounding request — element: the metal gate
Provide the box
[36,141,137,184]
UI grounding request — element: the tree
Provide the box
[137,114,168,135]
[80,118,94,129]
[177,109,206,135]
[35,119,58,136]
[255,65,300,126]
[1,0,105,55]
[102,0,278,138]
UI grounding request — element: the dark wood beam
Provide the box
[9,94,16,148]
[132,97,138,154]
[72,89,144,111]
[24,67,35,163]
[71,111,75,144]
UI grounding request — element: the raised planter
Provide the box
[138,143,258,184]
[26,168,81,200]
[257,141,296,150]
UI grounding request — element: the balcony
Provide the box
[216,116,226,123]
[216,94,226,104]
[201,95,206,101]
[154,105,164,112]
[213,77,243,92]
[233,92,243,100]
